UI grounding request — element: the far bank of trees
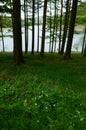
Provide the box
[0,0,86,64]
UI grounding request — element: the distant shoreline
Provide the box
[0,25,85,33]
[74,25,85,32]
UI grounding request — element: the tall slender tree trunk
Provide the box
[31,0,35,55]
[13,0,24,64]
[82,26,86,55]
[55,1,59,52]
[83,26,86,56]
[49,0,52,52]
[9,0,14,52]
[37,0,39,53]
[64,0,78,59]
[51,0,57,53]
[24,0,28,54]
[40,0,47,56]
[60,0,70,55]
[0,16,5,52]
[54,0,57,52]
[58,0,63,53]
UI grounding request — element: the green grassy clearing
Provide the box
[0,53,86,130]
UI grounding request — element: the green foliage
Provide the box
[77,2,86,16]
[0,16,12,28]
[0,53,86,130]
[76,16,86,25]
[46,16,62,28]
[46,2,86,29]
[75,2,86,25]
[21,19,33,27]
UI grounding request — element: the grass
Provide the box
[0,53,86,130]
[76,16,86,25]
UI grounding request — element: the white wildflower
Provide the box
[37,120,40,123]
[53,104,56,107]
[76,110,80,114]
[45,94,48,97]
[35,103,37,106]
[4,89,6,91]
[24,99,27,106]
[38,95,43,99]
[80,118,84,121]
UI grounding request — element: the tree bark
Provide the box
[64,0,78,59]
[40,0,47,57]
[31,0,35,55]
[13,0,24,64]
[49,0,52,52]
[37,0,39,53]
[51,0,57,53]
[24,0,28,54]
[0,16,5,52]
[58,0,63,53]
[60,0,70,55]
[81,26,86,55]
[83,26,86,56]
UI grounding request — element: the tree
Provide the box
[37,0,40,53]
[49,0,52,52]
[0,16,5,52]
[81,25,86,55]
[83,26,86,56]
[60,0,70,55]
[31,0,35,55]
[58,0,63,53]
[0,0,12,13]
[64,0,78,59]
[0,0,12,53]
[24,0,28,54]
[54,0,58,52]
[51,0,57,53]
[40,0,48,56]
[12,0,24,64]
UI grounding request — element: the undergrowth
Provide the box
[0,53,86,130]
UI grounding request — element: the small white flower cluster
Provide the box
[75,110,85,122]
[37,120,40,123]
[80,118,84,121]
[24,99,27,106]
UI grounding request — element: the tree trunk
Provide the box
[64,0,78,59]
[40,0,47,57]
[37,0,39,53]
[58,0,63,53]
[55,0,59,53]
[82,26,86,55]
[54,0,57,52]
[24,0,28,54]
[83,26,86,56]
[0,16,5,52]
[60,0,70,55]
[13,0,24,64]
[31,0,35,55]
[51,0,57,53]
[49,0,52,52]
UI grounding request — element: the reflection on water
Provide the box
[0,26,84,52]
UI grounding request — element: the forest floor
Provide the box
[0,53,86,130]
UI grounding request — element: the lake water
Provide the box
[0,25,84,52]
